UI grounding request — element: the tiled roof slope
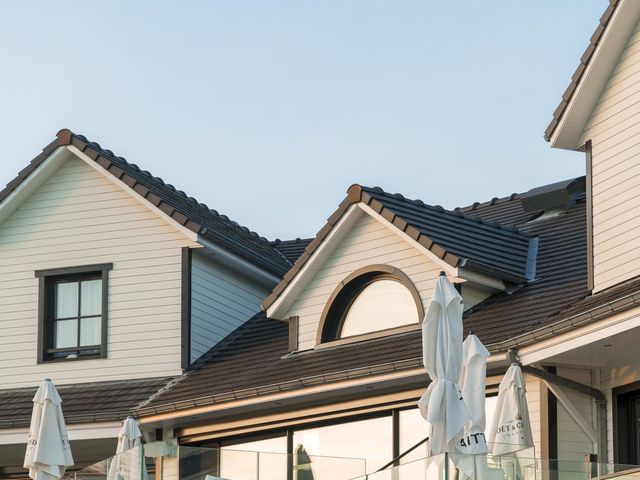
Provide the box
[263,184,535,310]
[0,130,292,277]
[138,312,423,412]
[359,186,535,282]
[0,377,173,428]
[544,0,619,141]
[272,238,314,264]
[140,178,613,415]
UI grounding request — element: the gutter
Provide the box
[135,357,424,417]
[135,283,640,420]
[486,284,640,351]
[0,410,134,429]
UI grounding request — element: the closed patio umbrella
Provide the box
[107,417,147,480]
[418,273,470,458]
[488,364,534,455]
[453,334,490,480]
[23,379,74,480]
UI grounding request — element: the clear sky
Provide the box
[0,1,606,240]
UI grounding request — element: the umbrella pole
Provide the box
[444,452,449,480]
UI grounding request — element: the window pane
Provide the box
[80,317,101,346]
[221,436,287,480]
[81,279,102,316]
[293,415,392,477]
[341,280,419,338]
[399,408,429,464]
[55,319,77,348]
[56,281,78,318]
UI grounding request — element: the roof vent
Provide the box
[520,177,585,213]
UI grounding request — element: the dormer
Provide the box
[545,0,640,292]
[263,184,538,352]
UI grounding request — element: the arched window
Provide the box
[319,266,423,343]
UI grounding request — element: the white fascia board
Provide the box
[0,147,71,226]
[456,267,506,291]
[517,304,640,365]
[0,421,121,445]
[266,204,363,319]
[357,203,459,276]
[67,145,199,243]
[550,0,640,150]
[197,236,281,287]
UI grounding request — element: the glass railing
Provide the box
[65,444,367,480]
[524,459,640,479]
[351,446,537,480]
[65,443,640,480]
[64,445,152,480]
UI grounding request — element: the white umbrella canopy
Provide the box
[418,273,470,456]
[488,364,534,455]
[107,417,147,480]
[453,334,491,480]
[23,379,74,480]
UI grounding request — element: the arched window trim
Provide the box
[316,264,425,346]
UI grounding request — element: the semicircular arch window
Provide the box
[340,278,420,338]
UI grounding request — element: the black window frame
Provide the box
[35,263,112,363]
[318,265,425,343]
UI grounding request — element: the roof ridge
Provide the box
[71,132,275,247]
[271,237,315,246]
[455,175,588,215]
[358,185,526,234]
[457,192,521,213]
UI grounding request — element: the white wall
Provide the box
[582,19,640,292]
[284,213,456,351]
[555,367,596,465]
[0,155,198,388]
[190,250,269,362]
[525,375,544,458]
[283,213,493,350]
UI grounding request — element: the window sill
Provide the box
[38,352,106,364]
[313,323,421,351]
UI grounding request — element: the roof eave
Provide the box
[546,0,640,150]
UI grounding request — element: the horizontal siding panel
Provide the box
[189,251,268,362]
[293,213,466,350]
[593,154,640,194]
[595,259,640,290]
[0,222,180,246]
[0,208,155,231]
[585,14,640,293]
[0,155,197,388]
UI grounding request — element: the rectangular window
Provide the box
[35,263,112,362]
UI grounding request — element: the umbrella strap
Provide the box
[375,436,429,473]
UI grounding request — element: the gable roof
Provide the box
[0,129,292,277]
[138,181,596,416]
[136,178,602,417]
[262,183,536,311]
[544,0,620,143]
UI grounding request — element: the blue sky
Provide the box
[0,1,606,239]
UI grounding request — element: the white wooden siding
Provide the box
[582,20,640,292]
[285,213,479,351]
[525,375,544,458]
[555,367,596,464]
[190,250,268,362]
[0,156,198,388]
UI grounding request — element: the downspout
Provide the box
[507,350,608,464]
